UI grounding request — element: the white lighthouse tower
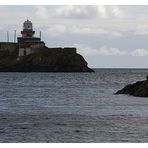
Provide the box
[17,19,45,57]
[21,20,35,38]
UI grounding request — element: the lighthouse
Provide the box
[21,19,35,38]
[17,20,45,57]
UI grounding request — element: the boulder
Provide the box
[115,75,148,97]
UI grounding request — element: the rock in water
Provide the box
[115,75,148,97]
[147,75,148,80]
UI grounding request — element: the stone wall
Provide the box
[0,42,77,56]
[0,42,19,53]
[30,43,45,49]
[47,47,76,54]
[62,47,76,54]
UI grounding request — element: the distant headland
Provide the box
[0,20,94,72]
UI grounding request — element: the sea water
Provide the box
[0,69,148,142]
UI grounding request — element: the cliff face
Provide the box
[115,78,148,97]
[0,48,94,72]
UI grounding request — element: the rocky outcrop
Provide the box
[115,76,148,97]
[0,48,94,72]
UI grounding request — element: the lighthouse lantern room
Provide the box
[21,19,35,38]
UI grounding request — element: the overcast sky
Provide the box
[1,5,148,68]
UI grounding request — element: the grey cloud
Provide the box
[75,44,148,57]
[53,5,124,19]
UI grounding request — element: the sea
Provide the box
[0,69,148,142]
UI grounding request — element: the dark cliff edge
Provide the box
[115,77,148,97]
[0,48,94,72]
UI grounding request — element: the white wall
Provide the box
[19,48,33,56]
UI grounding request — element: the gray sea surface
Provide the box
[0,69,148,142]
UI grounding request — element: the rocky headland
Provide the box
[0,47,94,72]
[115,76,148,97]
